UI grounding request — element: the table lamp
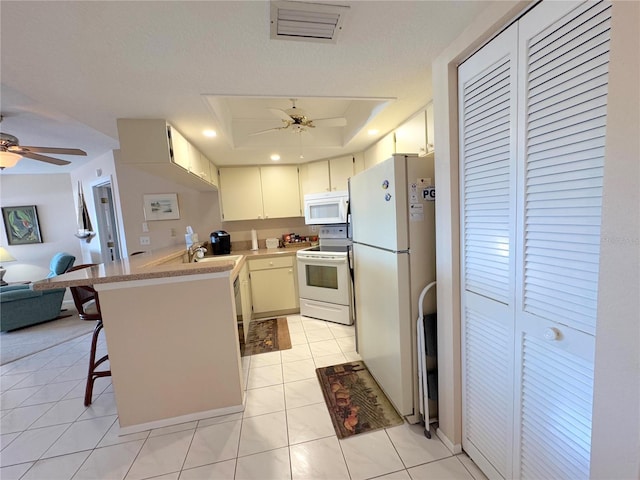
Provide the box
[0,247,17,286]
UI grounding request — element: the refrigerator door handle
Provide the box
[352,241,409,254]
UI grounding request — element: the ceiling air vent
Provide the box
[270,1,349,44]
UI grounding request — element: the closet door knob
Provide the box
[544,327,560,341]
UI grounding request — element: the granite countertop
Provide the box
[33,244,309,291]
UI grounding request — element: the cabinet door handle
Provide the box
[288,269,293,273]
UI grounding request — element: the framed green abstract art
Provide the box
[2,205,43,245]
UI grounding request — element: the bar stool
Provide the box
[68,264,111,406]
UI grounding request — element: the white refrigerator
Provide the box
[350,153,436,419]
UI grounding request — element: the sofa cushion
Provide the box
[0,287,66,303]
[0,284,31,294]
[0,288,44,302]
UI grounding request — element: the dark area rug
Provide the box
[316,360,404,439]
[240,317,292,356]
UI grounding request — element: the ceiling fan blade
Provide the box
[11,146,87,156]
[249,127,287,136]
[269,108,294,122]
[20,151,72,166]
[311,117,347,128]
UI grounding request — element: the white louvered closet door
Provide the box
[514,1,610,479]
[458,24,518,480]
[459,1,611,479]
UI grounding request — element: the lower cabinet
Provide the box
[248,256,299,317]
[239,263,253,341]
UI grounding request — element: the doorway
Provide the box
[92,180,122,262]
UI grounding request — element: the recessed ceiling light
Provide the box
[270,154,281,161]
[203,130,217,137]
[368,129,379,135]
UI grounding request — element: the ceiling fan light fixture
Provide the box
[0,151,21,169]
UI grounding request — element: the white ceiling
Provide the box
[0,0,495,174]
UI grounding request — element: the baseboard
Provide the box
[437,428,462,454]
[118,403,245,436]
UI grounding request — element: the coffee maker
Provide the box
[210,230,231,255]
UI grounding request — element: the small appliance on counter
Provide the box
[210,230,231,255]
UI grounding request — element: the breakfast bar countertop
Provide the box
[32,244,308,290]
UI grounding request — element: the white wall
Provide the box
[113,156,222,254]
[0,173,82,301]
[70,150,126,264]
[363,132,395,169]
[222,217,312,249]
[432,1,640,477]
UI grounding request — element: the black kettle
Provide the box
[210,230,231,255]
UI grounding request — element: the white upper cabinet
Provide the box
[425,102,434,152]
[116,119,218,191]
[188,147,210,183]
[219,165,301,221]
[261,165,301,219]
[353,152,365,176]
[208,160,219,189]
[169,127,191,170]
[219,167,264,221]
[395,109,427,155]
[329,156,354,191]
[299,155,355,197]
[299,160,331,195]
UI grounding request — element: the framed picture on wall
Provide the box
[2,205,43,245]
[143,193,180,221]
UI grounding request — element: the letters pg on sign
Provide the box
[422,186,436,201]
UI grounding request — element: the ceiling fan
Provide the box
[0,117,87,169]
[250,98,347,136]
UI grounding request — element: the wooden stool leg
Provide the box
[85,320,111,406]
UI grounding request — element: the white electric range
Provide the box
[296,225,353,325]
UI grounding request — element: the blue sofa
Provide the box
[0,252,76,332]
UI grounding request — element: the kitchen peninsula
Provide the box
[33,245,299,434]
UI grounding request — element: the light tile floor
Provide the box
[0,314,487,480]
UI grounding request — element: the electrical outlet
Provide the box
[170,228,176,237]
[142,222,149,233]
[139,236,151,246]
[310,225,318,232]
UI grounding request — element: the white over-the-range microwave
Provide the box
[303,191,349,225]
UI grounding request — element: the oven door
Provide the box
[297,254,350,306]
